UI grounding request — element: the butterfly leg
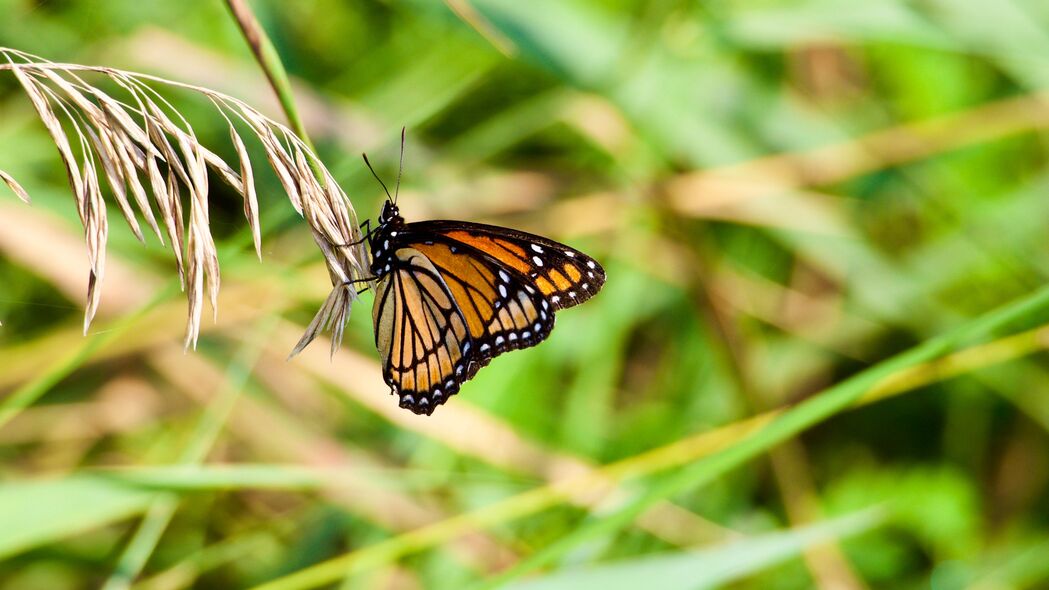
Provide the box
[332,219,374,247]
[342,275,377,295]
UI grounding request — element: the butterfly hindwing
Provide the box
[372,247,473,415]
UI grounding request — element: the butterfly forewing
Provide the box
[406,220,606,310]
[410,240,555,361]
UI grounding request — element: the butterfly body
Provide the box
[368,200,409,280]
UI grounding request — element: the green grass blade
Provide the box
[0,476,154,560]
[505,508,886,590]
[96,465,329,491]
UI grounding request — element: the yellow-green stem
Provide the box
[224,0,316,154]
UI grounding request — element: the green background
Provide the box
[2,0,1049,588]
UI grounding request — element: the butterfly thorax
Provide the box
[369,201,405,279]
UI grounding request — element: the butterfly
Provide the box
[355,135,605,415]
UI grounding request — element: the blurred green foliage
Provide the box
[3,0,1049,588]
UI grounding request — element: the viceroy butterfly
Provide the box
[355,132,605,415]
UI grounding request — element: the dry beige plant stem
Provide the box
[0,48,368,353]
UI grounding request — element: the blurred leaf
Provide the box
[505,508,886,590]
[95,464,424,491]
[725,0,957,50]
[0,476,153,559]
[825,466,981,561]
[470,0,759,164]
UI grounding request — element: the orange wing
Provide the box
[410,240,554,355]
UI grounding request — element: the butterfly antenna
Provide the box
[393,126,406,205]
[362,152,393,201]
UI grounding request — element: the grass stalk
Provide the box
[224,0,315,153]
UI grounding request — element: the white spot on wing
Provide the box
[587,260,596,269]
[565,250,575,257]
[499,284,508,298]
[531,244,544,253]
[509,333,518,341]
[551,295,560,304]
[496,335,505,345]
[480,343,490,352]
[569,291,576,298]
[532,256,544,266]
[499,270,510,283]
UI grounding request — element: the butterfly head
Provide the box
[379,200,402,225]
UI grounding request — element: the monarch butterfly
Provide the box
[356,134,605,415]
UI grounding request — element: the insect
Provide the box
[356,133,605,415]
